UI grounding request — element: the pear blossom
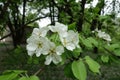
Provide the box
[32,27,49,37]
[97,30,111,42]
[92,28,111,42]
[48,22,68,36]
[60,30,79,51]
[26,35,49,57]
[45,41,64,65]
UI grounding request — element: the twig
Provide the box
[34,65,46,76]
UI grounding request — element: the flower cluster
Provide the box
[26,22,79,65]
[93,28,111,42]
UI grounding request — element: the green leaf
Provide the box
[64,63,75,78]
[83,39,93,48]
[29,75,40,80]
[0,73,18,80]
[114,49,120,56]
[72,60,87,80]
[87,37,98,47]
[68,22,76,30]
[0,70,26,80]
[101,55,109,63]
[105,44,120,51]
[19,76,29,80]
[73,47,82,58]
[85,56,100,73]
[19,76,40,80]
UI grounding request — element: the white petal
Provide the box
[27,35,39,43]
[59,31,68,38]
[32,27,49,37]
[40,27,49,37]
[45,55,52,65]
[56,46,64,55]
[52,54,62,64]
[48,25,57,32]
[66,43,75,51]
[49,41,55,48]
[48,22,68,33]
[28,51,34,56]
[35,49,42,57]
[55,22,68,32]
[26,43,37,51]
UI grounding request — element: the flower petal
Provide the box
[66,43,75,51]
[28,51,34,56]
[26,43,37,51]
[45,55,53,65]
[35,49,42,57]
[56,46,64,55]
[52,54,62,64]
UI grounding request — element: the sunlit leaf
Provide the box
[85,56,100,73]
[72,59,87,80]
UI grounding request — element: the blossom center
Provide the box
[49,48,56,54]
[38,42,43,48]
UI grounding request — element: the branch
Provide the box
[25,15,49,25]
[34,65,45,76]
[22,0,27,26]
[0,33,11,40]
[0,15,49,41]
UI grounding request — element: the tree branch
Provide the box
[0,15,49,41]
[25,15,49,25]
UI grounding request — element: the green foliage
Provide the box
[72,59,87,80]
[0,70,26,80]
[68,22,76,30]
[72,47,82,58]
[19,76,39,80]
[85,56,100,74]
[80,36,98,49]
[64,63,75,78]
[0,70,40,80]
[101,55,109,63]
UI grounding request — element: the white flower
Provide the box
[92,28,111,42]
[48,22,68,36]
[45,41,64,65]
[97,30,111,42]
[60,30,79,51]
[32,27,49,37]
[26,35,49,57]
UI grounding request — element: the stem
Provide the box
[34,65,45,76]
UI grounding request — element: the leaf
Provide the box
[64,63,75,78]
[68,22,76,30]
[114,49,120,56]
[85,56,100,73]
[101,55,109,63]
[0,73,18,80]
[87,37,98,47]
[83,39,93,48]
[72,60,87,80]
[73,47,82,58]
[0,70,26,80]
[19,76,29,80]
[105,44,120,52]
[29,75,40,80]
[19,76,40,80]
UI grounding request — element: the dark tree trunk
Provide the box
[77,0,86,32]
